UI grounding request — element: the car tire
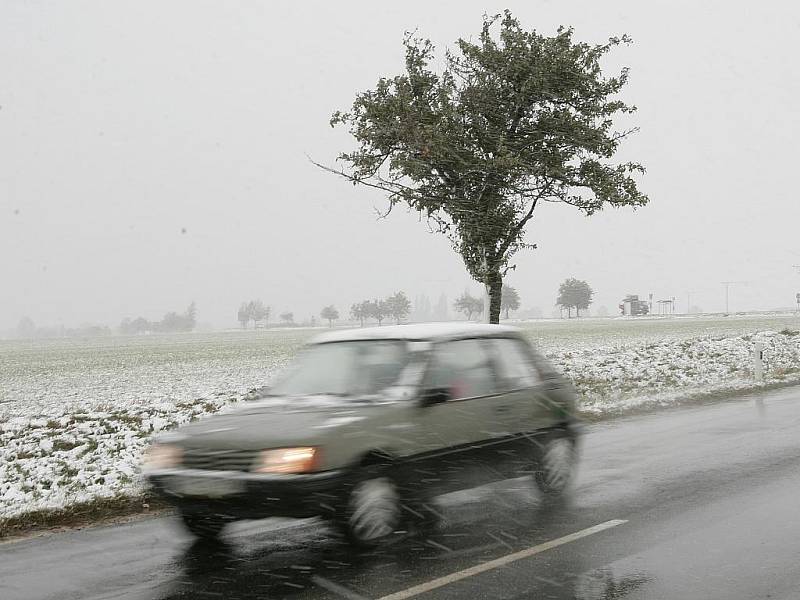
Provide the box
[531,427,578,497]
[336,468,403,548]
[179,511,229,540]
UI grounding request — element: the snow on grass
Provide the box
[1,320,799,521]
[0,394,235,517]
[545,329,800,414]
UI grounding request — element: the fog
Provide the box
[2,0,798,331]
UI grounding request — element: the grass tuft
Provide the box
[0,494,169,540]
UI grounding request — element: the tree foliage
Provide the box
[249,300,269,326]
[320,305,340,327]
[385,291,412,324]
[454,291,484,321]
[350,301,369,327]
[324,11,647,324]
[557,278,593,317]
[350,292,411,326]
[121,303,197,333]
[366,299,390,326]
[237,300,269,328]
[500,284,521,319]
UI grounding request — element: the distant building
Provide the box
[619,294,650,316]
[656,298,676,315]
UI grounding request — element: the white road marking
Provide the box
[375,519,628,600]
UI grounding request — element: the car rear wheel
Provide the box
[337,471,403,547]
[532,428,577,496]
[179,511,229,540]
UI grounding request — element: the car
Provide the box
[142,322,581,546]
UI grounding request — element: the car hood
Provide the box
[167,395,386,450]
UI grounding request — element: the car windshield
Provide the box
[268,340,409,398]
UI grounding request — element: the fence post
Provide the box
[753,341,764,382]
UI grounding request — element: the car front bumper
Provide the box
[146,468,346,519]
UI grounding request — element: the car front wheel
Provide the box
[532,428,578,496]
[336,470,403,547]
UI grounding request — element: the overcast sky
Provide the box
[2,0,799,330]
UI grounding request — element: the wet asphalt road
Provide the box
[3,387,800,600]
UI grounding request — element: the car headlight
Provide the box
[252,447,318,474]
[142,443,183,470]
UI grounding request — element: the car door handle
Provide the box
[493,405,511,414]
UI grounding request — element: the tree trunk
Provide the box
[486,271,502,324]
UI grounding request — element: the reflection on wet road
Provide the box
[3,387,800,600]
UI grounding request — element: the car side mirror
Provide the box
[420,387,451,406]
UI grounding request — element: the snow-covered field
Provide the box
[1,315,799,522]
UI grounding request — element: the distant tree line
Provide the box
[237,300,270,329]
[9,275,601,341]
[350,292,411,327]
[231,278,597,330]
[236,300,303,329]
[13,317,113,339]
[233,292,411,330]
[411,294,450,322]
[119,302,197,334]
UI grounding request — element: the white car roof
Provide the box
[311,322,523,344]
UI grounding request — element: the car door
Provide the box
[484,336,553,477]
[487,336,551,434]
[410,337,508,493]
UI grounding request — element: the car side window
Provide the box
[489,337,542,390]
[426,338,499,400]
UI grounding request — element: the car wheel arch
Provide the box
[358,449,398,469]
